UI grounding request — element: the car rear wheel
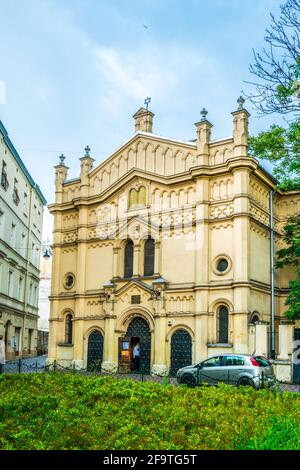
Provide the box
[181,374,196,387]
[238,377,255,388]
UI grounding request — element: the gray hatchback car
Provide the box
[176,354,275,389]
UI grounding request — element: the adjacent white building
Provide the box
[0,119,46,359]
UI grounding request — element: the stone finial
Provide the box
[80,147,95,191]
[84,145,91,157]
[133,106,154,133]
[144,97,151,110]
[237,96,245,110]
[200,108,208,121]
[194,110,213,163]
[231,97,250,157]
[59,154,66,165]
[54,154,69,202]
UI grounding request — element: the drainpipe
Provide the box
[269,189,276,359]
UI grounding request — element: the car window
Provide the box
[254,356,271,367]
[202,356,222,368]
[223,356,244,366]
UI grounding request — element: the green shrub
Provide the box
[0,373,299,450]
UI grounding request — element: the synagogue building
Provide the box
[47,100,300,381]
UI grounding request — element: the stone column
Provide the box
[112,247,120,278]
[152,284,168,375]
[152,314,168,375]
[79,146,95,198]
[54,155,69,204]
[195,178,209,285]
[231,97,249,159]
[73,206,88,367]
[133,243,141,277]
[154,241,160,275]
[233,312,249,354]
[232,162,251,353]
[194,109,213,166]
[278,321,295,360]
[102,315,117,372]
[133,107,154,133]
[255,322,269,356]
[46,317,59,366]
[73,319,84,369]
[194,312,208,363]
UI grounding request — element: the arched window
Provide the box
[65,313,73,344]
[250,312,260,324]
[129,186,147,208]
[218,306,228,343]
[124,240,134,278]
[144,238,155,276]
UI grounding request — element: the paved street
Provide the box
[4,355,47,373]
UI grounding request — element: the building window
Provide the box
[144,238,155,276]
[250,312,260,324]
[0,210,4,238]
[13,179,20,206]
[129,186,146,208]
[8,270,13,297]
[212,255,231,275]
[124,240,134,278]
[23,193,28,212]
[21,233,26,254]
[1,161,9,191]
[29,282,33,304]
[64,273,75,289]
[65,314,73,344]
[18,277,23,300]
[218,306,229,343]
[28,329,33,354]
[10,223,16,247]
[32,242,35,264]
[217,258,228,272]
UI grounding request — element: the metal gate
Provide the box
[87,330,104,371]
[170,329,192,376]
[126,317,151,374]
[293,328,300,383]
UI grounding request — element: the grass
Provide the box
[0,372,299,450]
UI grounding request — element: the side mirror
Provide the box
[197,363,203,369]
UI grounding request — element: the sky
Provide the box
[0,0,284,241]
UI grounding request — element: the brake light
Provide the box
[250,357,260,367]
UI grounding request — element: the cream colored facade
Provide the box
[47,103,300,379]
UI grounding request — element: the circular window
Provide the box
[212,255,231,275]
[64,273,75,289]
[217,258,228,273]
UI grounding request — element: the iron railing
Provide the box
[0,359,299,393]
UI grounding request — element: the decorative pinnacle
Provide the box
[59,154,66,165]
[144,97,151,110]
[200,108,208,121]
[237,96,245,110]
[84,145,91,157]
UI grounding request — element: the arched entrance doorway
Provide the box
[87,330,104,371]
[126,317,151,374]
[170,329,192,376]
